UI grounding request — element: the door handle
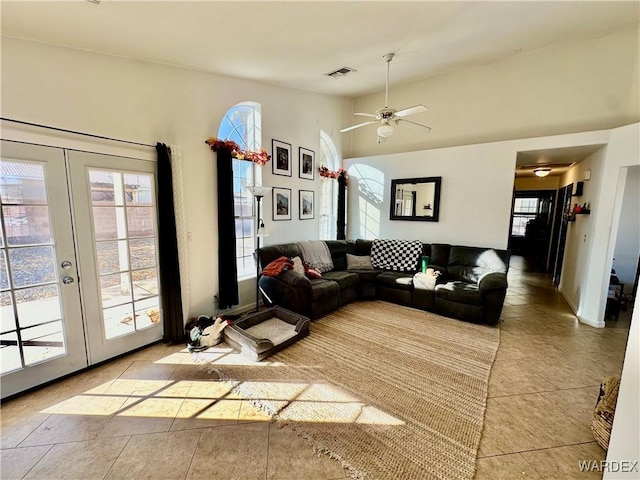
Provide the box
[63,276,75,285]
[61,261,72,269]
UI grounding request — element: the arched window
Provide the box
[218,102,262,278]
[319,130,340,240]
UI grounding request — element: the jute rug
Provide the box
[197,300,500,480]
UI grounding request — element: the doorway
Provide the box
[1,140,162,398]
[508,190,556,272]
[552,183,573,286]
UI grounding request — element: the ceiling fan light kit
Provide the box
[377,122,394,138]
[340,53,431,142]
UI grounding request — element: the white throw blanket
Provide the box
[298,240,334,272]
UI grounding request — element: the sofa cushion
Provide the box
[309,279,340,300]
[346,253,373,270]
[259,243,302,271]
[376,271,414,291]
[322,271,360,290]
[324,240,357,271]
[447,246,510,283]
[436,281,483,306]
[429,243,451,269]
[355,239,373,256]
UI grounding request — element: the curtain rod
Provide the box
[1,117,156,148]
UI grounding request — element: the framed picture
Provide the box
[272,187,292,221]
[272,139,292,177]
[299,147,315,180]
[299,190,314,220]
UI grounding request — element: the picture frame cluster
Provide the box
[271,139,315,181]
[271,139,316,221]
[271,187,315,221]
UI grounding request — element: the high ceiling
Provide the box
[1,1,638,98]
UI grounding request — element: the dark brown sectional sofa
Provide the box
[257,239,510,326]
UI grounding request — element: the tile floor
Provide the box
[0,256,631,480]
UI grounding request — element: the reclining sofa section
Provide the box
[257,240,510,326]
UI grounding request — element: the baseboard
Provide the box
[559,287,578,314]
[578,316,606,328]
[559,287,606,328]
[220,302,259,317]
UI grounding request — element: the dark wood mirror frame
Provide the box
[390,176,442,222]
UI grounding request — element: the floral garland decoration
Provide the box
[205,137,271,166]
[318,165,348,185]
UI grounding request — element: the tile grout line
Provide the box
[480,439,604,459]
[183,428,206,480]
[17,443,54,480]
[265,422,271,480]
[101,435,132,480]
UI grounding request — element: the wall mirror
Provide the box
[390,176,441,222]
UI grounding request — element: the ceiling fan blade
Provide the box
[353,112,377,118]
[340,121,375,133]
[397,118,432,133]
[395,105,428,118]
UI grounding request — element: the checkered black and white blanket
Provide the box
[370,239,423,272]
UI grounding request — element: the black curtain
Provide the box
[337,172,346,240]
[156,143,184,343]
[216,149,239,308]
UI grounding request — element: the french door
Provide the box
[1,141,162,398]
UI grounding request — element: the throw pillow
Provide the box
[346,253,373,270]
[292,256,305,275]
[304,264,322,279]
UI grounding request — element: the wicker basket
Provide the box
[591,376,620,450]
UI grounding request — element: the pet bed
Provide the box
[223,306,310,361]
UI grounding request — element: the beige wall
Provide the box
[347,25,639,158]
[514,176,560,191]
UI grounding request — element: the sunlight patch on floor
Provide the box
[37,351,404,426]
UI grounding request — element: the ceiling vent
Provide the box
[325,67,357,78]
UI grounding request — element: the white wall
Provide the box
[346,25,639,159]
[604,293,639,479]
[345,142,516,248]
[0,37,353,316]
[345,130,612,251]
[580,124,640,328]
[558,148,607,313]
[612,166,640,294]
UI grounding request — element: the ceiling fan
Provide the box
[340,53,431,143]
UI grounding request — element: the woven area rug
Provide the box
[196,300,500,480]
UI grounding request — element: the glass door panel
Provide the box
[68,151,161,364]
[0,141,86,399]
